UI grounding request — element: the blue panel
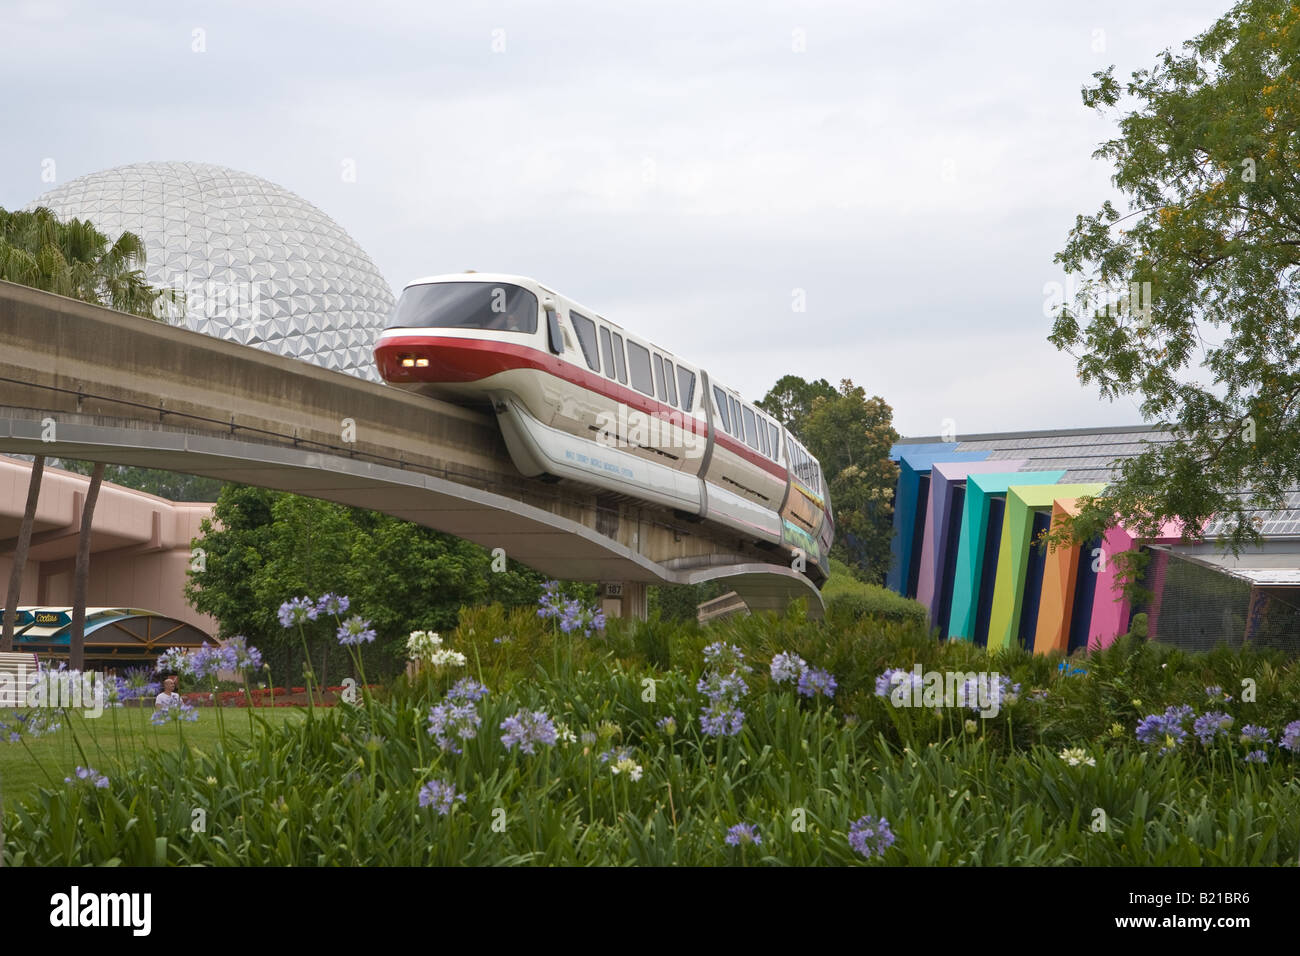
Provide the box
[906,474,930,597]
[1067,535,1101,653]
[974,495,1006,646]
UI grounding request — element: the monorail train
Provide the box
[373,274,833,583]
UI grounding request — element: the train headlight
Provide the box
[401,357,415,368]
[416,358,429,367]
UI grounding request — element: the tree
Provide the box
[2,455,44,651]
[68,463,104,670]
[799,380,899,583]
[1049,0,1300,564]
[51,461,224,502]
[757,374,837,435]
[185,485,545,682]
[0,207,169,658]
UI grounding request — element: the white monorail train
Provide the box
[374,274,833,583]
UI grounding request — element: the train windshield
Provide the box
[387,282,538,334]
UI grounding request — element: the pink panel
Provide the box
[1089,519,1185,650]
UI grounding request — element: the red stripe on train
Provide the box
[375,334,789,481]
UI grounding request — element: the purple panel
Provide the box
[918,459,1027,627]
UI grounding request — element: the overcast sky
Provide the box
[0,0,1233,436]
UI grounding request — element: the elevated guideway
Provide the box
[0,281,823,618]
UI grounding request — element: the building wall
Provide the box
[0,457,217,634]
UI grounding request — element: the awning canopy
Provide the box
[2,606,214,666]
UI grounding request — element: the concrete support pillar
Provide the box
[601,581,648,621]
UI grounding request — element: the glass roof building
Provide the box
[888,425,1300,656]
[28,161,394,381]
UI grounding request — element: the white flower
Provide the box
[554,722,577,744]
[427,648,466,669]
[1058,747,1096,767]
[611,757,643,780]
[406,630,444,662]
[964,719,978,733]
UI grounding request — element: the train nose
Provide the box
[374,335,509,383]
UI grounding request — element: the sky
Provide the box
[0,0,1235,437]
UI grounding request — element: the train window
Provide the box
[742,406,759,450]
[652,354,666,400]
[611,332,628,384]
[599,326,615,380]
[678,367,696,411]
[662,359,678,406]
[730,397,743,439]
[769,422,780,458]
[627,340,654,396]
[546,307,564,355]
[758,415,770,457]
[712,386,730,433]
[570,312,601,372]
[388,281,539,334]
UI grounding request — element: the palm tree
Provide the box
[1,206,167,665]
[68,462,105,670]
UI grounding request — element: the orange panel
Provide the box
[1033,500,1082,655]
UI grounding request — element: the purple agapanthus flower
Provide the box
[428,700,483,753]
[770,652,806,684]
[150,699,199,726]
[155,646,194,677]
[1136,707,1189,755]
[1244,750,1269,764]
[848,815,895,859]
[278,596,318,628]
[65,766,109,789]
[116,667,161,702]
[1240,724,1272,747]
[418,778,466,815]
[336,615,377,646]
[797,667,837,699]
[447,678,489,703]
[875,667,921,699]
[500,709,558,754]
[725,823,761,846]
[1193,711,1233,745]
[536,580,563,620]
[316,593,350,616]
[1280,720,1300,753]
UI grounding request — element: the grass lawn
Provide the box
[0,706,304,809]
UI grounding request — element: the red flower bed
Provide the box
[177,685,378,707]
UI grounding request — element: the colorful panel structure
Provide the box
[916,460,1026,630]
[947,471,1064,642]
[887,426,1285,656]
[886,445,989,593]
[984,483,1106,651]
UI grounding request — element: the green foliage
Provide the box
[0,206,170,318]
[757,374,837,434]
[825,588,928,628]
[799,380,899,582]
[5,610,1300,865]
[49,460,225,501]
[1050,0,1300,558]
[184,485,544,680]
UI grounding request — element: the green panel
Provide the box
[985,483,1107,651]
[946,470,1064,641]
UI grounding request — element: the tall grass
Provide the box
[3,605,1299,865]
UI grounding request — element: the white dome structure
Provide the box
[29,161,394,381]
